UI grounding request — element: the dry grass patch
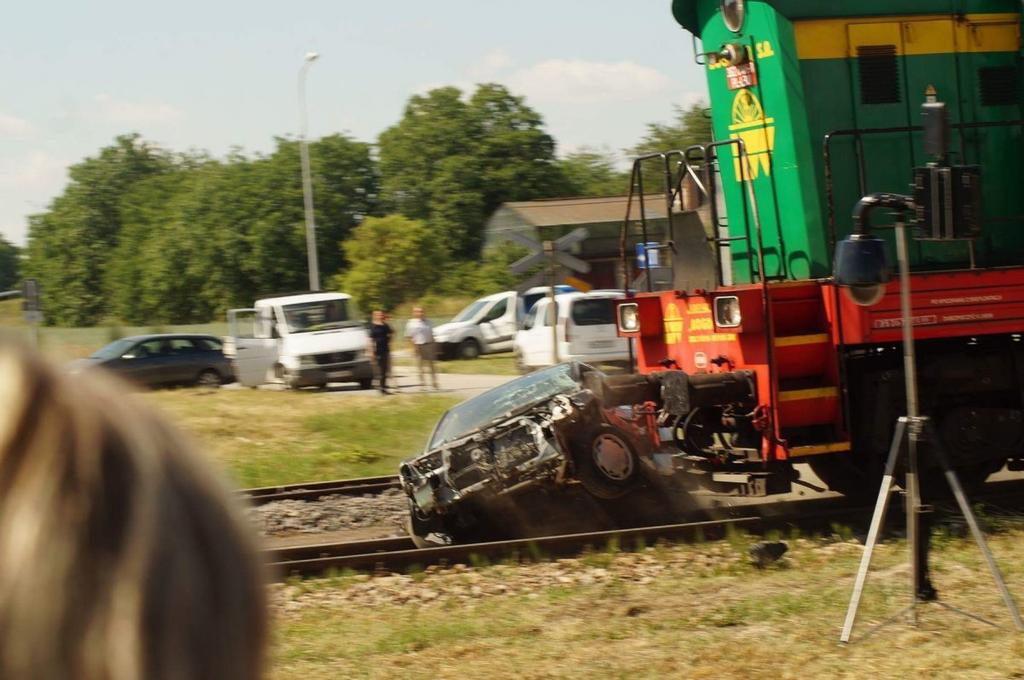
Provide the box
[269,531,1024,679]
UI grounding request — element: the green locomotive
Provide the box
[675,0,1023,280]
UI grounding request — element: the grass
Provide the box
[269,531,1024,679]
[1,300,227,360]
[144,388,460,488]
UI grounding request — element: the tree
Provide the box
[55,133,379,326]
[377,83,564,259]
[0,237,18,290]
[338,215,446,311]
[24,134,171,325]
[628,102,713,156]
[556,148,631,197]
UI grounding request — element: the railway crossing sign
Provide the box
[507,227,591,275]
[505,227,590,364]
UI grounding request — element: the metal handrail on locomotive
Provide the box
[613,0,1024,497]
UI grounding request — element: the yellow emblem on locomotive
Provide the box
[728,89,776,181]
[663,302,684,344]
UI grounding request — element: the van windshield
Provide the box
[450,300,488,323]
[282,299,361,333]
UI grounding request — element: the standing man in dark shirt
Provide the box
[368,309,394,394]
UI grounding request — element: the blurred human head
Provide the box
[413,307,424,319]
[372,310,384,323]
[0,341,267,680]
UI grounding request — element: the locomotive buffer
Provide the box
[834,99,1023,643]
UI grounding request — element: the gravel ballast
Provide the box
[249,488,408,536]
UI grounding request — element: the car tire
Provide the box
[514,350,530,375]
[573,424,640,500]
[358,378,373,390]
[405,499,450,548]
[196,369,221,389]
[457,338,481,360]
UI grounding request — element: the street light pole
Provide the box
[298,51,320,291]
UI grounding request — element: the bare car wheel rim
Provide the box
[592,432,633,481]
[198,371,219,387]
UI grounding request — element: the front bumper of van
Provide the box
[285,358,374,388]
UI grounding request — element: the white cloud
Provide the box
[0,151,69,189]
[0,151,72,244]
[467,49,514,80]
[92,93,183,124]
[0,113,33,138]
[676,90,709,108]
[507,59,673,104]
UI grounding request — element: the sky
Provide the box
[0,0,707,245]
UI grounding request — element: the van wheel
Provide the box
[514,350,530,374]
[457,339,480,360]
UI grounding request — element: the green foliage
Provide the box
[427,242,529,299]
[28,133,378,326]
[338,214,446,311]
[0,236,18,290]
[628,102,713,156]
[378,83,564,259]
[556,148,631,197]
[18,92,717,326]
[24,134,171,325]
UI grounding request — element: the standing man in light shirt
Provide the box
[405,306,440,390]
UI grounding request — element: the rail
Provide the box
[266,477,1024,579]
[241,475,400,505]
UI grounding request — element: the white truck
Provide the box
[225,292,374,389]
[433,286,577,360]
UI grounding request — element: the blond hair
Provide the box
[0,341,266,680]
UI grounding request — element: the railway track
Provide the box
[265,496,865,579]
[264,478,1024,580]
[242,475,400,505]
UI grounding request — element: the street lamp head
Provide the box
[304,51,320,63]
[833,233,890,306]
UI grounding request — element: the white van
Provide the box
[225,292,374,389]
[513,291,629,370]
[433,291,521,360]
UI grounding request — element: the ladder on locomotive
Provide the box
[622,145,849,459]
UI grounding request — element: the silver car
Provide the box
[400,362,660,546]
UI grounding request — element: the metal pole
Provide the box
[895,222,922,622]
[298,52,320,291]
[545,240,558,364]
[840,418,907,643]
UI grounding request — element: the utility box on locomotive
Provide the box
[618,0,1024,496]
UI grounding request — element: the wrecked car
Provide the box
[400,362,664,546]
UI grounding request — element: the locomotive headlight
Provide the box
[714,296,742,328]
[721,0,745,32]
[618,303,640,332]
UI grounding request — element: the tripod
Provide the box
[839,222,1024,643]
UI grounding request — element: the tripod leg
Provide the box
[925,422,1024,631]
[840,418,907,643]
